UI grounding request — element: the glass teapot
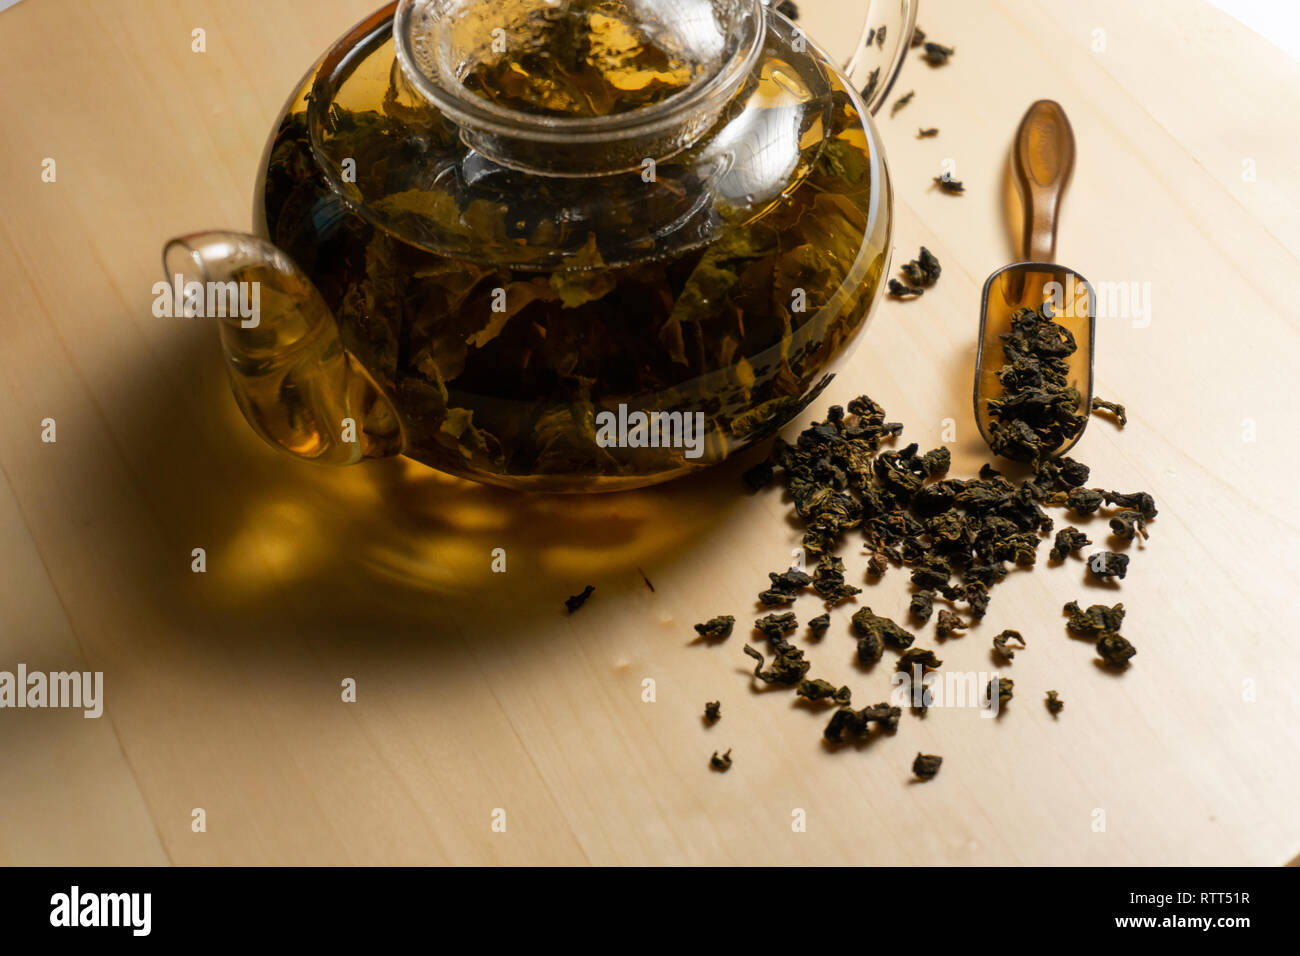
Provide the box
[165,0,914,492]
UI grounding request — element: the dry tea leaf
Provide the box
[795,678,852,705]
[912,753,942,779]
[694,615,735,640]
[923,42,955,65]
[824,703,901,743]
[992,629,1026,662]
[743,642,810,686]
[1050,526,1091,562]
[565,585,595,613]
[1091,396,1128,427]
[1088,551,1130,580]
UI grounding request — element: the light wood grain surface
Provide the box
[1,0,1297,866]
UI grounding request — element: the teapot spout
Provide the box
[163,231,404,464]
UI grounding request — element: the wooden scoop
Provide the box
[974,100,1096,459]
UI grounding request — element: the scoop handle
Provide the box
[1013,100,1075,262]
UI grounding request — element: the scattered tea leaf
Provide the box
[824,702,901,743]
[743,641,810,685]
[988,677,1014,709]
[742,460,775,493]
[694,615,735,640]
[1091,396,1128,427]
[812,555,863,604]
[891,90,915,116]
[1050,526,1091,562]
[896,647,943,672]
[565,585,595,613]
[1088,551,1130,580]
[796,678,852,705]
[866,550,889,578]
[859,67,881,103]
[1109,509,1149,541]
[992,629,1026,662]
[912,752,942,779]
[909,590,935,624]
[851,607,916,651]
[1096,632,1137,668]
[807,612,830,639]
[1102,490,1158,522]
[923,41,955,65]
[888,279,924,298]
[1063,601,1125,635]
[755,612,799,641]
[935,609,967,639]
[758,567,814,606]
[898,246,942,290]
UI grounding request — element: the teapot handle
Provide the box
[162,232,405,465]
[841,0,919,115]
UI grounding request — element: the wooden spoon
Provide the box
[974,99,1096,459]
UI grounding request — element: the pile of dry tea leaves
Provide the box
[698,300,1154,775]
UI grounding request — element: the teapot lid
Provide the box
[304,0,894,269]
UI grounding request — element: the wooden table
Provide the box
[1,0,1297,866]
